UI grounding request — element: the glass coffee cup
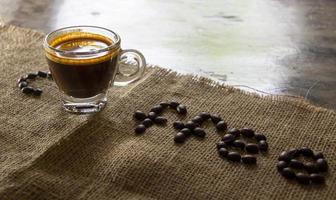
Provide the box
[43,26,145,114]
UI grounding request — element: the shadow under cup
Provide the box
[43,26,146,114]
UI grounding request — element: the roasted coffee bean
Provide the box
[217,141,227,150]
[310,173,325,184]
[18,81,28,89]
[17,77,26,83]
[173,121,184,130]
[216,121,227,131]
[169,101,180,109]
[289,159,304,169]
[199,112,211,121]
[222,134,235,144]
[180,128,192,136]
[227,151,241,162]
[218,148,229,158]
[304,162,319,174]
[277,161,288,171]
[258,140,268,151]
[133,110,147,121]
[142,118,153,127]
[296,173,310,185]
[192,116,203,125]
[150,105,164,114]
[316,159,328,172]
[193,127,206,138]
[240,128,255,138]
[254,133,266,141]
[148,112,157,120]
[287,148,300,158]
[313,152,324,160]
[154,116,167,125]
[185,121,197,130]
[232,140,245,149]
[37,71,48,78]
[245,143,259,154]
[299,147,314,157]
[47,72,52,79]
[281,167,296,179]
[26,73,38,79]
[210,114,222,124]
[241,155,257,165]
[159,102,170,108]
[135,124,146,134]
[174,132,186,143]
[33,88,43,96]
[228,128,240,137]
[176,104,187,115]
[21,86,34,94]
[278,151,292,162]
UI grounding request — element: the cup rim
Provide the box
[43,25,121,56]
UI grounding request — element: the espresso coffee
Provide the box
[46,32,119,98]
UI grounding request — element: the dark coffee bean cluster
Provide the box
[17,71,52,96]
[133,101,187,134]
[277,148,328,185]
[173,112,227,143]
[217,128,268,165]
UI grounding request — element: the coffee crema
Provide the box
[46,32,120,98]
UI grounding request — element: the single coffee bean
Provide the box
[241,155,257,165]
[148,112,157,120]
[296,173,310,185]
[185,121,197,130]
[173,121,184,130]
[17,77,26,83]
[232,140,245,149]
[228,128,240,137]
[299,147,314,157]
[254,133,266,141]
[193,127,206,138]
[278,151,292,162]
[150,105,164,114]
[316,159,328,172]
[281,167,296,179]
[240,128,255,138]
[33,88,43,96]
[37,71,48,78]
[227,151,241,162]
[176,104,187,115]
[174,132,186,143]
[217,141,227,150]
[180,128,192,136]
[304,162,319,174]
[18,81,28,89]
[258,140,268,151]
[169,101,180,109]
[222,134,235,144]
[277,161,288,171]
[218,148,229,158]
[159,102,170,108]
[289,159,304,169]
[27,73,38,79]
[199,112,211,121]
[142,118,153,128]
[133,110,147,121]
[310,173,325,184]
[216,121,227,131]
[21,86,34,94]
[154,116,167,125]
[47,72,52,79]
[287,148,300,158]
[210,114,222,124]
[192,116,203,125]
[135,124,146,134]
[245,143,259,154]
[313,152,324,160]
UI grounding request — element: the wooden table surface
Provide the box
[1,0,335,109]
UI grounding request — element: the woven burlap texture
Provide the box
[0,24,335,200]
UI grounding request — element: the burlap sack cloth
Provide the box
[0,24,335,200]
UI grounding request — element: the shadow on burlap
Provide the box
[0,24,335,200]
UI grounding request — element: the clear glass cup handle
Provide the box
[113,49,146,86]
